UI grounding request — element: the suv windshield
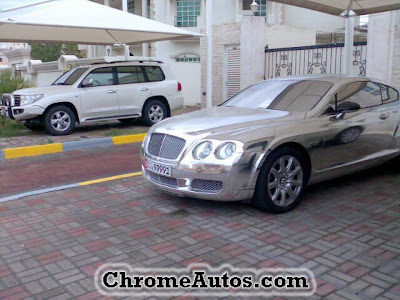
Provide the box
[222,80,333,112]
[52,67,89,86]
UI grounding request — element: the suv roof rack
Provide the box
[91,59,163,65]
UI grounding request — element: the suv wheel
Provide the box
[43,105,76,136]
[143,100,167,126]
[252,146,308,213]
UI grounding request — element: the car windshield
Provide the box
[52,67,89,86]
[222,80,333,112]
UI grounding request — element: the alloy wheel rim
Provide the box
[51,111,71,132]
[149,105,164,123]
[267,155,303,207]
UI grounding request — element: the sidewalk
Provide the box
[0,105,201,150]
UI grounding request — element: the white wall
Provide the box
[36,71,63,87]
[170,62,201,106]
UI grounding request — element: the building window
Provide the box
[175,55,200,63]
[176,0,200,27]
[242,0,267,16]
[127,0,135,14]
[147,0,151,18]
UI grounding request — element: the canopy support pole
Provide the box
[341,4,356,75]
[122,0,130,60]
[206,0,213,108]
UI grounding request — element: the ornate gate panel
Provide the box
[265,42,367,79]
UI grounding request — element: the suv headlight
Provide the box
[193,141,213,160]
[216,142,237,160]
[20,94,44,105]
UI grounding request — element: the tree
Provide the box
[30,43,84,62]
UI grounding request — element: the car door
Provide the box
[79,67,119,120]
[115,66,150,116]
[380,84,400,149]
[317,81,393,171]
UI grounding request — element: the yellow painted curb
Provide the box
[79,172,142,186]
[112,133,146,145]
[4,143,63,159]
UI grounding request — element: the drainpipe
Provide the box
[206,0,213,108]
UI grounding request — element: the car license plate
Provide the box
[145,159,172,177]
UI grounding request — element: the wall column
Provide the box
[122,0,130,59]
[142,0,149,57]
[240,16,266,90]
[366,11,400,85]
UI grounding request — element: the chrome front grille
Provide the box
[14,95,21,106]
[191,179,223,193]
[147,133,186,160]
[148,172,178,188]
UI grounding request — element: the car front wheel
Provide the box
[43,105,76,136]
[143,100,167,126]
[252,146,308,213]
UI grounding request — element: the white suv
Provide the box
[3,61,183,135]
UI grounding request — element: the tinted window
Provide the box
[85,68,114,87]
[323,81,383,115]
[117,66,145,84]
[144,66,165,82]
[53,67,89,86]
[222,80,332,112]
[381,84,399,103]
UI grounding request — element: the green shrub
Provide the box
[0,70,34,97]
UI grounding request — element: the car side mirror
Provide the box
[81,78,93,87]
[337,101,360,113]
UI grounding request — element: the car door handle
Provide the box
[107,90,116,94]
[140,87,149,92]
[379,113,389,120]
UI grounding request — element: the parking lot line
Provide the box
[79,172,142,186]
[0,172,143,203]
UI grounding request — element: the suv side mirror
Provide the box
[81,78,93,87]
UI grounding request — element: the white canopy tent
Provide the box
[0,0,202,45]
[268,0,400,75]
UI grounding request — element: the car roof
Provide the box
[268,74,370,84]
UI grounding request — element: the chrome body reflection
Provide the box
[141,75,400,202]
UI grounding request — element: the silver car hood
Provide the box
[153,107,305,140]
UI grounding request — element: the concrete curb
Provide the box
[0,133,146,160]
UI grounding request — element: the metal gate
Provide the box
[265,42,367,79]
[225,45,241,99]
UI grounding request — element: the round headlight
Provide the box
[216,142,237,160]
[193,141,213,160]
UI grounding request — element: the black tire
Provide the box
[118,118,137,125]
[252,146,309,213]
[142,99,168,126]
[24,120,44,131]
[42,105,76,136]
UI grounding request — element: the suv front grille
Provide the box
[147,133,186,160]
[14,95,21,106]
[191,179,223,193]
[148,172,178,188]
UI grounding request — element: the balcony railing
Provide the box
[175,15,198,27]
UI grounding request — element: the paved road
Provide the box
[0,160,399,299]
[1,144,143,197]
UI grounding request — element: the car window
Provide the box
[322,81,382,115]
[85,67,114,87]
[222,80,332,112]
[144,66,165,82]
[53,67,89,86]
[117,66,146,85]
[381,84,399,103]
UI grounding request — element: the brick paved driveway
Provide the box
[0,162,399,299]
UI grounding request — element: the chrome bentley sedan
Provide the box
[141,75,400,213]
